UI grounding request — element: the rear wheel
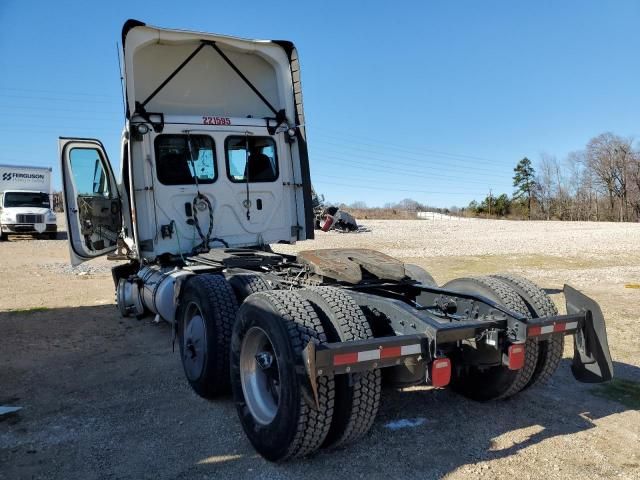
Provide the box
[176,274,238,399]
[298,287,382,449]
[404,264,437,287]
[442,276,538,401]
[231,290,334,461]
[492,274,564,389]
[228,273,273,303]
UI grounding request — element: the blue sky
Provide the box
[1,0,638,208]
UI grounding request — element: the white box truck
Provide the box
[0,164,57,240]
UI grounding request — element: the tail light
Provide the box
[507,344,525,370]
[430,358,451,388]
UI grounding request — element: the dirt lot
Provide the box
[1,219,639,479]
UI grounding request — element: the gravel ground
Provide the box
[1,219,639,479]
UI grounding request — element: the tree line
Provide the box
[466,132,640,222]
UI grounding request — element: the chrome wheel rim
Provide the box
[240,326,280,425]
[182,303,207,381]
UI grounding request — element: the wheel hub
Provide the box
[182,305,207,381]
[240,327,281,425]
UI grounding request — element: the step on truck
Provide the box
[59,20,614,462]
[0,164,57,240]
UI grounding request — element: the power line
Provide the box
[313,174,486,195]
[312,155,510,187]
[0,93,116,104]
[0,86,119,99]
[311,143,513,179]
[312,179,480,197]
[313,126,501,163]
[0,103,122,114]
[313,136,506,173]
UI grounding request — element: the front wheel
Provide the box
[176,274,238,399]
[231,290,334,461]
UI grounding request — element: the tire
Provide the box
[442,276,538,401]
[47,232,57,240]
[176,274,238,399]
[0,231,7,241]
[228,273,273,302]
[404,264,437,287]
[231,290,334,461]
[298,287,381,449]
[492,274,564,389]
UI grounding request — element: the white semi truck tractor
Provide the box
[0,164,57,240]
[58,20,613,462]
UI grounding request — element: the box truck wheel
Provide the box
[442,276,539,401]
[176,274,238,399]
[298,286,382,449]
[492,274,564,389]
[231,290,334,461]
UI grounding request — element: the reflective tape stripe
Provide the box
[540,325,555,335]
[334,352,358,366]
[401,344,422,356]
[529,320,580,337]
[380,346,402,358]
[357,350,380,362]
[528,325,542,337]
[332,343,422,366]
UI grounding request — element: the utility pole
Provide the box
[488,189,493,218]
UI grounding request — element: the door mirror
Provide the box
[60,139,122,265]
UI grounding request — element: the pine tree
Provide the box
[513,157,537,219]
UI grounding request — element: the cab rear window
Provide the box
[154,135,216,185]
[225,136,278,183]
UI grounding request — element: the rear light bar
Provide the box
[333,343,422,367]
[528,320,579,337]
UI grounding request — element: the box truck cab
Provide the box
[0,165,57,240]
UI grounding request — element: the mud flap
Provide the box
[564,284,614,383]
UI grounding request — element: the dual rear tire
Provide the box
[443,274,562,401]
[178,275,380,461]
[231,287,381,461]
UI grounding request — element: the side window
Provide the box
[69,148,113,197]
[154,135,216,185]
[225,136,278,183]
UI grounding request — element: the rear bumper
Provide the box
[305,284,613,384]
[2,223,57,233]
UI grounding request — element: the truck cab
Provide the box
[59,20,313,265]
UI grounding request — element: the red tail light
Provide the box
[430,358,451,388]
[508,344,525,370]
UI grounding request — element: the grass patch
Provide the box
[7,307,50,314]
[591,378,640,410]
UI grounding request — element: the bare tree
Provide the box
[536,153,556,220]
[585,133,634,221]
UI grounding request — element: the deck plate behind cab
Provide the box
[297,248,407,284]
